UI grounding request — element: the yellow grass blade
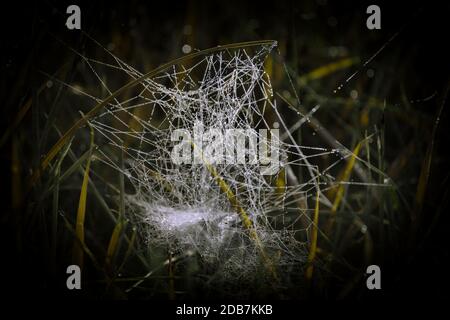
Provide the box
[106,147,125,267]
[299,57,358,84]
[105,221,123,266]
[264,54,273,78]
[331,141,362,213]
[305,187,320,280]
[63,214,103,273]
[206,162,253,229]
[72,124,95,269]
[192,141,278,280]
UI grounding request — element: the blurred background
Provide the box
[1,0,449,300]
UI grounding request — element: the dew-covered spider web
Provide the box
[46,39,388,288]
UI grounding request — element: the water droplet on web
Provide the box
[334,84,343,93]
[182,44,192,54]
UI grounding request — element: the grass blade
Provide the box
[298,57,358,84]
[331,141,362,213]
[192,141,278,280]
[106,147,126,267]
[51,137,72,265]
[72,123,95,269]
[305,187,320,280]
[105,221,124,267]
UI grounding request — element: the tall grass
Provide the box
[1,1,448,300]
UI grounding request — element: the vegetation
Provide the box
[1,0,449,300]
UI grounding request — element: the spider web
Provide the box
[46,39,388,286]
